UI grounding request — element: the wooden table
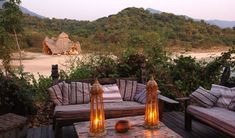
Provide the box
[74,115,182,138]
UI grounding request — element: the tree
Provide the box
[0,27,13,73]
[0,0,23,69]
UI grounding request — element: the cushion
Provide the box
[48,82,65,105]
[190,86,220,108]
[228,96,235,111]
[135,83,146,95]
[187,105,235,137]
[62,83,70,105]
[134,88,161,104]
[102,84,123,103]
[116,79,137,101]
[54,101,145,119]
[211,84,235,108]
[63,82,91,104]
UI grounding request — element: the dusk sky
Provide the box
[21,0,235,21]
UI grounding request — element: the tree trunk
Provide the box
[13,29,22,66]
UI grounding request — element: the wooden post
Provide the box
[51,64,59,85]
[140,56,147,84]
[220,66,230,86]
[184,99,192,131]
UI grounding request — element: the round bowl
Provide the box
[115,120,131,133]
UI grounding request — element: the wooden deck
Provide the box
[27,112,231,138]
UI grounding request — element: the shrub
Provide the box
[117,50,145,78]
[65,54,119,80]
[170,56,202,96]
[0,68,36,115]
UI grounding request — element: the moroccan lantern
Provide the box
[144,77,160,129]
[89,79,106,136]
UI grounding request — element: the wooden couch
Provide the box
[177,66,235,137]
[49,65,178,137]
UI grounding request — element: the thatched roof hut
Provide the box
[42,32,81,55]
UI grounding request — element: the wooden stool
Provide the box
[0,113,27,138]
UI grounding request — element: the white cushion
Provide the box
[102,84,123,103]
[211,84,235,108]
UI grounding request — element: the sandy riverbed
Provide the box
[0,49,230,78]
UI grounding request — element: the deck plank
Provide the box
[27,112,232,138]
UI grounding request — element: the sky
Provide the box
[21,0,235,21]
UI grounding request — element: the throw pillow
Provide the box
[134,89,161,104]
[228,96,235,111]
[63,82,91,104]
[135,83,146,95]
[211,84,235,108]
[62,83,70,105]
[116,79,137,101]
[48,81,65,105]
[102,84,123,103]
[190,86,220,108]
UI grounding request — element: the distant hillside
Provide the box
[146,8,161,14]
[19,7,235,51]
[207,20,235,28]
[0,1,44,18]
[147,8,235,29]
[20,6,45,18]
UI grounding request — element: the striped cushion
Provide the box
[63,82,91,104]
[135,83,146,95]
[116,79,137,101]
[190,86,220,108]
[228,96,235,111]
[62,83,70,105]
[48,82,65,105]
[211,84,235,108]
[134,89,161,104]
[102,84,123,103]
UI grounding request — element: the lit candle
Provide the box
[94,117,99,128]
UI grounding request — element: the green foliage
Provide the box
[31,75,52,102]
[170,56,203,96]
[117,51,145,78]
[168,49,235,97]
[0,27,14,72]
[64,54,119,80]
[0,68,36,115]
[0,0,23,72]
[1,0,22,33]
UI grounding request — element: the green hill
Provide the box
[21,7,235,52]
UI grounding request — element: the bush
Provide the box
[170,56,202,96]
[0,68,36,115]
[64,54,119,80]
[117,50,145,78]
